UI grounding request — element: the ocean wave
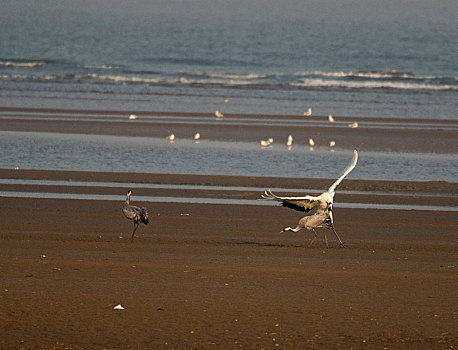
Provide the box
[77,73,266,86]
[291,78,458,91]
[83,64,117,70]
[2,71,456,92]
[200,72,266,80]
[77,73,458,90]
[0,59,44,68]
[295,70,437,80]
[82,74,162,83]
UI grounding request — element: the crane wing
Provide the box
[327,149,358,194]
[140,207,149,225]
[260,189,321,212]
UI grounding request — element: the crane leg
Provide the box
[331,226,346,248]
[322,233,329,248]
[131,222,139,243]
[308,231,317,247]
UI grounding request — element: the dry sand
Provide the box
[0,108,457,349]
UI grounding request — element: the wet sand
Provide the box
[1,107,457,154]
[1,171,457,350]
[0,108,457,349]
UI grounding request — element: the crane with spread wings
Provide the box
[260,150,358,247]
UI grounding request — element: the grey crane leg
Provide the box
[322,234,329,248]
[131,222,139,243]
[331,226,346,248]
[308,231,317,247]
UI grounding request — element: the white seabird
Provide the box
[286,135,293,148]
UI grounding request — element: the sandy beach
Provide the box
[1,108,457,349]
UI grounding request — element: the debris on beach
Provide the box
[348,122,359,128]
[128,114,137,120]
[328,115,335,123]
[304,107,312,116]
[215,110,224,118]
[113,304,124,310]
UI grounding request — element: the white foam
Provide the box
[84,73,263,86]
[87,74,162,83]
[291,78,458,91]
[295,70,436,80]
[0,60,44,68]
[83,64,116,70]
[206,72,266,80]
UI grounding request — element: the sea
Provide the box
[0,0,457,182]
[1,0,457,118]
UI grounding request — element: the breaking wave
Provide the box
[1,67,456,92]
[295,70,436,80]
[291,78,458,91]
[0,59,44,68]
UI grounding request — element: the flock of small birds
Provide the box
[127,106,358,150]
[261,108,359,150]
[262,134,336,150]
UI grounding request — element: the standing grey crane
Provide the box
[260,150,358,247]
[122,190,149,242]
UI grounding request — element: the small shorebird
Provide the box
[122,190,149,242]
[167,133,175,142]
[194,132,201,141]
[309,138,315,147]
[260,138,274,147]
[329,140,336,147]
[286,135,293,149]
[215,110,224,118]
[260,150,358,247]
[328,115,335,123]
[348,122,359,128]
[304,107,312,116]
